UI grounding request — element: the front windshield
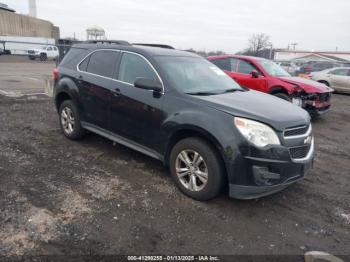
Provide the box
[155,56,243,95]
[258,60,291,77]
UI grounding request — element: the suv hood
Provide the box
[277,76,333,93]
[192,90,310,131]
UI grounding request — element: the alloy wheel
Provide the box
[175,150,208,192]
[61,107,75,134]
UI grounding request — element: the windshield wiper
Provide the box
[220,89,242,93]
[185,91,219,96]
[186,89,243,96]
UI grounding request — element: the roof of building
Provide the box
[0,3,15,12]
[275,49,350,55]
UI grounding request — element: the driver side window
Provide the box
[118,53,159,85]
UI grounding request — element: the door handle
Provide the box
[113,88,121,97]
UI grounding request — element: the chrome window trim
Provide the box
[76,49,165,94]
[284,124,312,140]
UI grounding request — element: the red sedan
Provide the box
[208,55,334,117]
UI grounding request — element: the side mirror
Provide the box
[134,77,163,93]
[251,70,259,78]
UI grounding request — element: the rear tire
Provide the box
[58,100,85,140]
[273,92,291,102]
[169,137,224,201]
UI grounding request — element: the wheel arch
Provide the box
[54,77,80,111]
[55,91,72,111]
[164,126,227,173]
[317,80,330,86]
[269,86,290,95]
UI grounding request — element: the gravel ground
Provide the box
[0,93,349,257]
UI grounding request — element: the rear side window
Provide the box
[79,57,90,71]
[211,58,231,71]
[60,47,88,69]
[118,53,158,85]
[86,50,120,78]
[237,60,256,74]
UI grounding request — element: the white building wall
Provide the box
[0,36,55,55]
[274,51,350,62]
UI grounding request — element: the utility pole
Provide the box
[291,43,298,50]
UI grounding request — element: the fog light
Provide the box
[253,166,280,186]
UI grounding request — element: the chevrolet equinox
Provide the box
[54,41,314,201]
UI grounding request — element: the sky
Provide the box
[2,0,350,53]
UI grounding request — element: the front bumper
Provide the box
[301,93,332,117]
[230,177,302,199]
[227,132,314,199]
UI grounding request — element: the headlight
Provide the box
[234,117,280,147]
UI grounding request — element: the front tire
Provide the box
[169,138,224,201]
[59,100,85,140]
[40,53,47,61]
[273,92,291,101]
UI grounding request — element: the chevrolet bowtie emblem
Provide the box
[304,136,312,145]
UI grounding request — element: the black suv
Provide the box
[54,41,314,201]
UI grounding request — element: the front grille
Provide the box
[289,145,310,159]
[284,125,309,137]
[28,50,35,54]
[318,93,331,102]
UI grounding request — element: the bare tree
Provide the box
[247,33,271,54]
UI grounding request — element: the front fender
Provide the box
[160,97,242,173]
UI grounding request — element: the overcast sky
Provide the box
[3,0,350,53]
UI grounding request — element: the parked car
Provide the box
[54,42,314,201]
[298,61,340,74]
[28,45,59,61]
[276,61,299,76]
[310,67,350,94]
[208,55,333,117]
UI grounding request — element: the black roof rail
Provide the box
[85,40,131,46]
[133,43,175,49]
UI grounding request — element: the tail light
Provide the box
[53,68,59,81]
